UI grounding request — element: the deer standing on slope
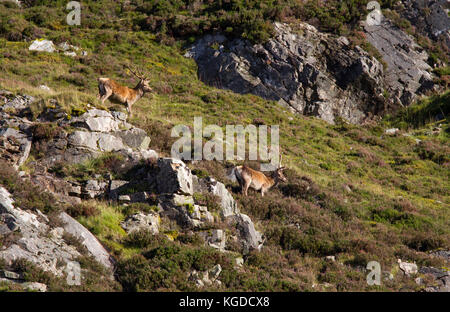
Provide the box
[230,156,287,197]
[97,64,153,116]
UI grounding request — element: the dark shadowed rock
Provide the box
[399,0,450,50]
[186,22,386,124]
[364,18,435,106]
[157,158,194,195]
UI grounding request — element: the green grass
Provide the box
[0,1,449,292]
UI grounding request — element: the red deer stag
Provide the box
[97,65,152,116]
[231,156,287,197]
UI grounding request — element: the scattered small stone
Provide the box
[385,128,399,135]
[29,39,56,53]
[398,259,418,275]
[118,195,131,203]
[22,282,47,292]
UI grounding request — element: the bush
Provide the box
[66,202,100,218]
[0,160,60,214]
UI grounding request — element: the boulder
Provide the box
[67,131,127,152]
[0,187,80,277]
[158,195,211,229]
[114,128,151,151]
[398,259,418,275]
[108,180,129,200]
[200,229,226,251]
[69,109,123,133]
[229,213,263,254]
[194,176,239,217]
[29,39,56,53]
[22,282,47,292]
[0,94,35,113]
[399,0,450,46]
[186,22,385,124]
[157,158,194,195]
[419,266,450,292]
[120,212,160,234]
[364,19,434,106]
[58,212,114,271]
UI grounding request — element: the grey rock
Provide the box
[385,128,399,135]
[419,266,450,292]
[108,180,129,200]
[194,177,239,217]
[430,250,450,262]
[0,127,32,168]
[187,22,386,124]
[398,259,418,275]
[22,282,47,292]
[364,19,434,106]
[234,257,244,269]
[115,128,151,151]
[82,179,108,199]
[157,158,194,195]
[200,229,226,251]
[120,212,160,234]
[130,191,150,203]
[229,213,263,254]
[118,195,131,203]
[68,131,126,152]
[69,109,122,133]
[0,187,80,276]
[400,0,450,45]
[58,212,114,271]
[0,94,35,112]
[97,133,127,152]
[28,39,56,53]
[158,195,209,229]
[0,270,21,280]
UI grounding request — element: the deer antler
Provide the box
[125,64,147,80]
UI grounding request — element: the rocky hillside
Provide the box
[0,0,449,292]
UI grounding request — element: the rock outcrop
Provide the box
[58,211,115,271]
[399,0,450,50]
[187,20,437,123]
[186,22,386,124]
[0,186,80,276]
[363,19,435,106]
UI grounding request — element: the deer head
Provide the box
[125,64,153,93]
[272,154,287,183]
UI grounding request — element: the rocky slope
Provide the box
[186,19,439,124]
[0,0,448,293]
[0,94,264,290]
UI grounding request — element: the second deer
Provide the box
[231,156,287,197]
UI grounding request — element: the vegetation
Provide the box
[0,0,448,292]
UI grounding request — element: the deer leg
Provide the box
[100,90,112,105]
[243,180,251,197]
[126,102,132,116]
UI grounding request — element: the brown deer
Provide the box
[231,156,287,197]
[97,65,152,116]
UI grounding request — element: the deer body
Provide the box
[97,65,152,115]
[232,165,286,197]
